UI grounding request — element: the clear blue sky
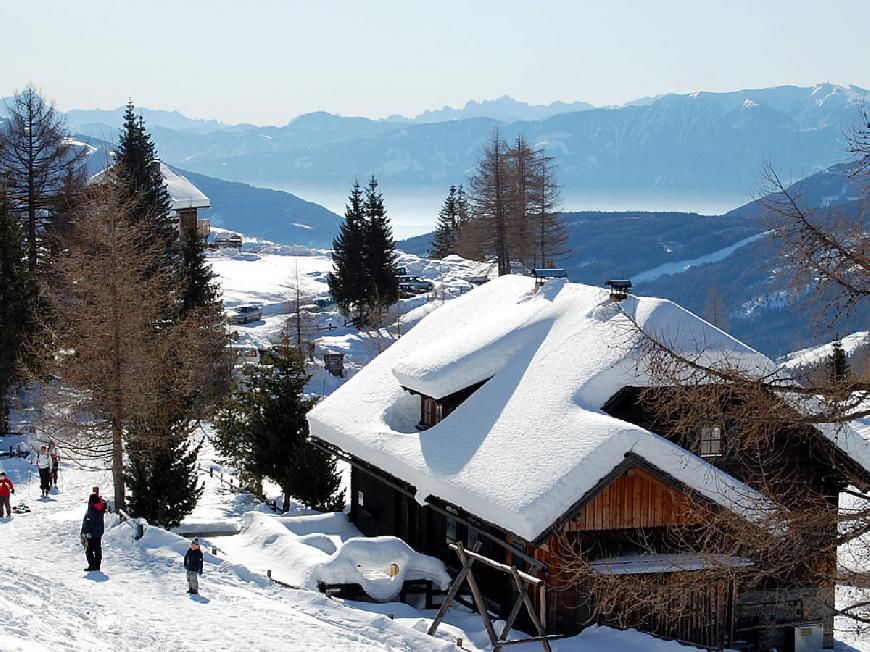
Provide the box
[2,0,869,125]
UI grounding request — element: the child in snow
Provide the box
[34,446,51,498]
[183,538,204,594]
[0,471,14,517]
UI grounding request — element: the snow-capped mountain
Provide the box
[149,83,868,200]
[406,95,594,123]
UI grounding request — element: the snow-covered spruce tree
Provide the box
[362,175,398,313]
[214,339,343,512]
[0,186,38,429]
[327,181,369,323]
[430,185,461,258]
[0,86,87,273]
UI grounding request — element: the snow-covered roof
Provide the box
[158,162,210,211]
[89,161,210,212]
[308,276,784,541]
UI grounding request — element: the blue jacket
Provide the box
[81,500,106,538]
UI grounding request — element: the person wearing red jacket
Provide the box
[0,471,14,517]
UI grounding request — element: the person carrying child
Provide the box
[0,471,14,517]
[183,538,204,595]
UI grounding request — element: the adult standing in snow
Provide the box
[81,492,107,571]
[34,446,51,498]
[0,471,14,517]
[47,441,60,487]
[183,538,204,594]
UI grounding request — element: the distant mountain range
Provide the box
[392,96,595,123]
[398,161,866,357]
[55,84,868,206]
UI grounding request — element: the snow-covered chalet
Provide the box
[307,276,870,650]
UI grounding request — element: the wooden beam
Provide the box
[456,543,499,645]
[449,543,542,585]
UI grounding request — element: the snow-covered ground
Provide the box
[0,432,746,652]
[210,248,495,395]
[0,437,459,652]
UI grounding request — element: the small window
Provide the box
[357,490,365,507]
[445,506,458,544]
[468,526,479,551]
[699,425,723,457]
[421,397,443,428]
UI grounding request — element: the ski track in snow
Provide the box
[0,456,453,652]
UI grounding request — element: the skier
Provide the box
[47,441,60,487]
[183,538,204,594]
[80,492,107,572]
[0,471,14,518]
[34,446,51,498]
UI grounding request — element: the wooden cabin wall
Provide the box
[566,466,698,532]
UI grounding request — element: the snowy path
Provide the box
[0,454,455,652]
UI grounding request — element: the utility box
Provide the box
[323,352,345,378]
[788,623,823,652]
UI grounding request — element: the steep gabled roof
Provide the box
[90,161,210,212]
[307,276,866,541]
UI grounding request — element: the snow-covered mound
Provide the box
[222,513,449,601]
[317,536,451,601]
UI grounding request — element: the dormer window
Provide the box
[699,425,723,458]
[421,397,443,428]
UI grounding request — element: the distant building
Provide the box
[90,160,211,240]
[212,232,243,250]
[156,161,211,240]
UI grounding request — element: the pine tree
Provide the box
[829,336,852,384]
[0,86,87,272]
[114,101,175,263]
[126,427,203,529]
[467,129,511,275]
[113,103,225,520]
[179,227,220,315]
[530,149,567,268]
[214,341,343,512]
[327,181,369,323]
[362,175,398,312]
[430,185,461,258]
[0,186,36,429]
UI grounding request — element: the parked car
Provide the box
[404,276,434,292]
[313,295,335,310]
[228,304,263,324]
[229,344,260,366]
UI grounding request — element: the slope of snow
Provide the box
[0,447,460,652]
[309,276,775,542]
[782,331,869,371]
